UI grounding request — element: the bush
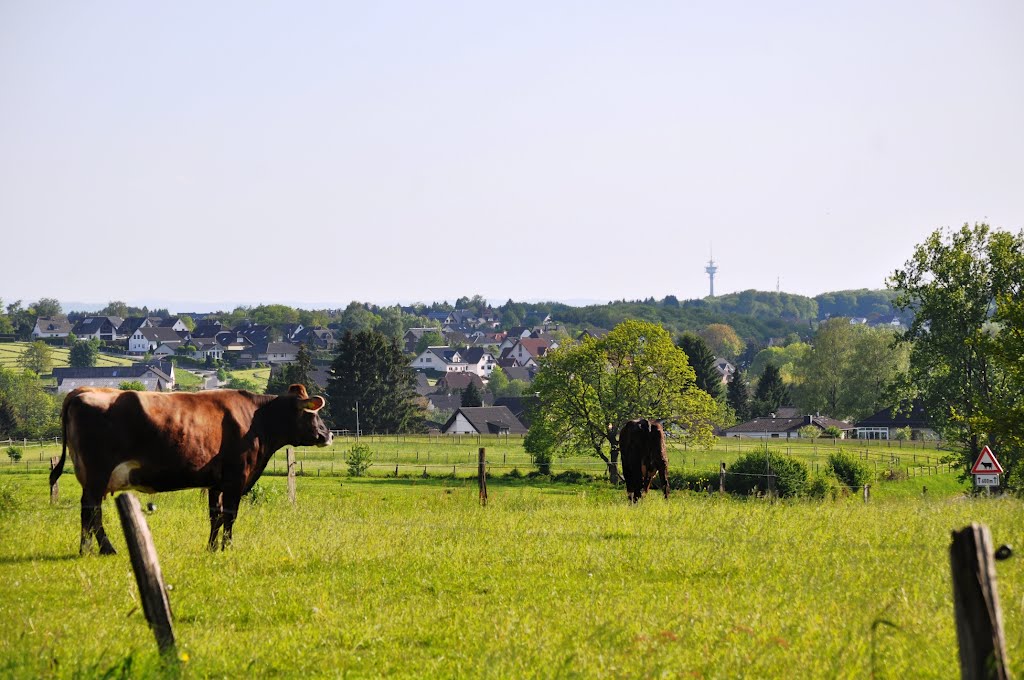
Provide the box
[828,450,873,488]
[892,426,912,441]
[667,470,717,492]
[0,480,19,515]
[551,470,595,484]
[806,471,848,500]
[347,444,373,477]
[797,425,822,440]
[6,446,23,463]
[823,425,843,439]
[505,467,523,479]
[245,481,281,505]
[531,450,552,476]
[726,446,809,498]
[880,467,908,482]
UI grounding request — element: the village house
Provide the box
[52,362,175,394]
[31,316,73,341]
[128,326,189,354]
[854,403,936,440]
[71,316,125,342]
[441,406,527,435]
[722,414,854,439]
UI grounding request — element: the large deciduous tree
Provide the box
[0,367,60,438]
[69,338,100,368]
[698,323,745,359]
[890,223,1024,486]
[525,320,721,483]
[19,341,54,375]
[327,329,422,434]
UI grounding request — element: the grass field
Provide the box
[228,367,271,392]
[0,342,134,372]
[0,469,1020,678]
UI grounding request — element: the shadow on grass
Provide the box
[0,552,81,565]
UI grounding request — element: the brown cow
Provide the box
[51,384,332,554]
[619,419,669,503]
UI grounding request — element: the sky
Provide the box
[1,1,1022,311]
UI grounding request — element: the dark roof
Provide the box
[72,316,124,335]
[53,364,164,382]
[140,327,187,343]
[723,414,854,435]
[501,366,535,383]
[493,396,539,426]
[459,347,493,364]
[436,372,485,392]
[855,403,930,428]
[414,372,433,396]
[441,406,527,434]
[428,394,463,412]
[158,317,185,328]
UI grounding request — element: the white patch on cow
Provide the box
[106,461,157,495]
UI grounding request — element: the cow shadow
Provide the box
[0,552,80,565]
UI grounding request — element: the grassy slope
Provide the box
[0,342,134,372]
[0,474,1019,678]
[228,367,271,392]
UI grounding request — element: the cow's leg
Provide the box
[220,488,243,550]
[81,485,116,556]
[207,488,224,551]
[642,471,655,498]
[659,462,670,499]
[79,494,96,555]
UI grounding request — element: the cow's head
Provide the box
[286,384,333,447]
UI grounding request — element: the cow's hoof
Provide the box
[99,544,117,556]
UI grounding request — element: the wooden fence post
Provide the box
[49,456,59,504]
[719,462,726,493]
[863,484,870,503]
[115,493,176,656]
[949,523,1010,679]
[478,448,488,506]
[286,447,296,506]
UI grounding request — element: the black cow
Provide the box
[619,419,669,503]
[52,384,332,554]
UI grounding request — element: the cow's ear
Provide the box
[302,395,326,413]
[288,384,309,399]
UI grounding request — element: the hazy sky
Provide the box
[2,1,1022,310]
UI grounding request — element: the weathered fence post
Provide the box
[115,493,176,656]
[862,484,870,503]
[286,447,296,505]
[478,448,488,506]
[949,523,1010,680]
[719,462,726,493]
[49,456,59,505]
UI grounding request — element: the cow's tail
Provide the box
[50,396,71,487]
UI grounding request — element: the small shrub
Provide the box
[806,471,847,500]
[828,449,873,488]
[0,480,20,515]
[667,470,716,492]
[505,468,523,479]
[823,425,843,439]
[347,444,373,477]
[892,426,912,441]
[726,446,809,498]
[245,481,281,505]
[6,446,23,463]
[880,467,908,482]
[531,450,552,476]
[798,425,822,440]
[552,470,595,484]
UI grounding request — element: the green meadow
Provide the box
[0,435,1019,678]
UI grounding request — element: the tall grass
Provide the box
[0,473,1019,677]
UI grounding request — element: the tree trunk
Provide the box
[605,434,621,484]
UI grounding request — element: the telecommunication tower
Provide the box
[705,250,718,298]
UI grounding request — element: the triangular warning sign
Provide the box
[971,446,1003,474]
